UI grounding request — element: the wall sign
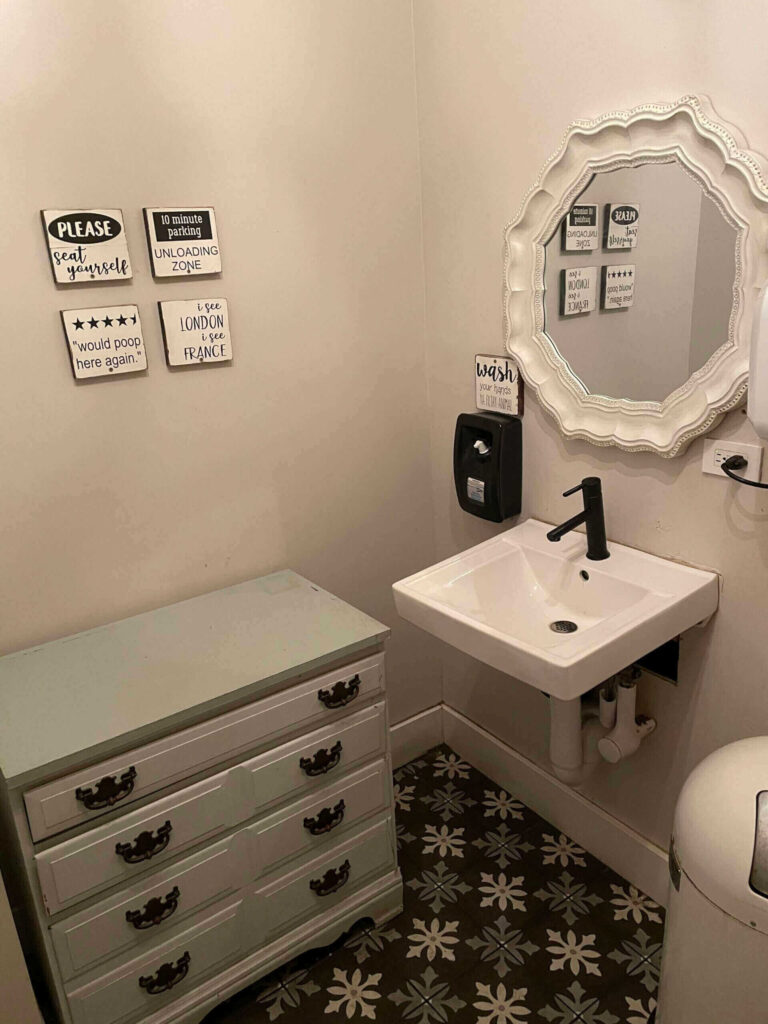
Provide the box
[601,264,636,309]
[561,204,599,251]
[475,355,523,415]
[42,209,132,284]
[560,266,598,316]
[158,298,231,366]
[604,203,639,249]
[143,207,221,277]
[61,304,147,379]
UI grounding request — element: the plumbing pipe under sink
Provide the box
[598,677,657,763]
[548,673,656,785]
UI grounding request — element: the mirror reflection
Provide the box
[543,162,737,403]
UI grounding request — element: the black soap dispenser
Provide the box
[453,412,522,522]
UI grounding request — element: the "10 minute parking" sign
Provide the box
[143,207,222,277]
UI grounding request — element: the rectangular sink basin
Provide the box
[393,519,719,699]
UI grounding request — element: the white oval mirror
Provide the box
[504,96,768,456]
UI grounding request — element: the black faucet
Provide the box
[546,476,609,560]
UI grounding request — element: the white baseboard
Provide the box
[442,706,669,906]
[390,705,443,768]
[389,704,668,905]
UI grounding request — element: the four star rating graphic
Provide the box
[71,313,137,330]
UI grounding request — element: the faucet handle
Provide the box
[562,482,584,497]
[562,476,602,499]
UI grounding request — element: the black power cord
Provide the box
[721,454,768,489]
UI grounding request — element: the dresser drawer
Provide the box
[50,830,251,982]
[239,702,386,820]
[65,897,249,1024]
[25,651,385,842]
[36,770,243,915]
[50,760,389,980]
[259,816,395,945]
[251,757,390,876]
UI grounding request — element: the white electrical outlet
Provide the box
[702,439,764,482]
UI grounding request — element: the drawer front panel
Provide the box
[239,702,386,820]
[25,651,385,842]
[50,760,388,981]
[251,758,390,876]
[259,817,395,944]
[66,898,249,1024]
[50,830,251,982]
[36,770,242,915]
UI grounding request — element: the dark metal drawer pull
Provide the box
[299,740,342,777]
[318,675,361,709]
[75,766,137,810]
[126,886,180,929]
[310,858,351,897]
[138,951,190,994]
[303,799,345,836]
[116,820,172,863]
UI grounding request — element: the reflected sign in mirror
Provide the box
[544,162,737,403]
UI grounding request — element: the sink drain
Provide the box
[550,620,578,633]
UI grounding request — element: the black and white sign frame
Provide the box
[143,207,222,278]
[601,264,636,309]
[60,304,147,380]
[41,209,133,285]
[561,204,599,252]
[559,266,598,316]
[158,298,232,367]
[475,354,523,415]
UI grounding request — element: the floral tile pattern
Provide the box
[204,745,664,1023]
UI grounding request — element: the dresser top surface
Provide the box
[0,571,388,786]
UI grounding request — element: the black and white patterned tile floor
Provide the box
[205,745,663,1024]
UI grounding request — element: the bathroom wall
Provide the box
[0,0,442,724]
[412,0,768,848]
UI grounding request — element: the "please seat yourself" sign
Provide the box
[42,209,133,284]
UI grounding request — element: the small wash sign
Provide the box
[475,355,522,415]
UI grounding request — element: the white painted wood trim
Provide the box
[442,706,670,905]
[504,95,768,457]
[389,705,443,768]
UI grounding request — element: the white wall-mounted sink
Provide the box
[393,519,719,699]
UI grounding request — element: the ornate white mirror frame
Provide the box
[504,95,768,457]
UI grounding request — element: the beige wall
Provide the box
[0,0,443,725]
[413,0,768,848]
